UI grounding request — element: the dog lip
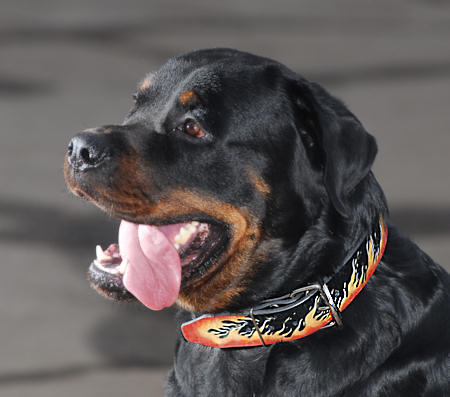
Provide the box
[87,261,136,302]
[72,188,87,199]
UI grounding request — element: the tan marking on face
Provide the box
[64,145,153,215]
[139,76,153,92]
[64,153,93,200]
[180,90,197,106]
[248,169,271,197]
[98,151,155,214]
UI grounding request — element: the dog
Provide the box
[64,48,450,396]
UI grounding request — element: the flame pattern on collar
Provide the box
[182,217,387,348]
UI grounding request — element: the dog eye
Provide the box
[182,120,205,138]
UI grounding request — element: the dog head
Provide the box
[64,48,383,313]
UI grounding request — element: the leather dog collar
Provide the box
[182,216,387,348]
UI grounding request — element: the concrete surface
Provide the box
[0,1,449,395]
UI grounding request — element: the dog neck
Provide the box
[181,216,387,348]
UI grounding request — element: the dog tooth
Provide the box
[174,233,181,244]
[177,234,190,244]
[174,243,180,250]
[96,245,106,260]
[117,260,127,275]
[187,224,197,236]
[174,231,184,244]
[191,221,199,226]
[175,226,194,244]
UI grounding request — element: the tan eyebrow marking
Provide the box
[180,90,197,106]
[248,169,271,197]
[139,75,153,92]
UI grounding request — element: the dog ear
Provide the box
[294,80,378,217]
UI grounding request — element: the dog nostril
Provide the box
[80,147,93,164]
[67,132,108,170]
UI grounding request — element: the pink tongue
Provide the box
[119,220,181,310]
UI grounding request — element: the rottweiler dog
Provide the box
[64,48,450,396]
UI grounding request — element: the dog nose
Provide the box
[67,132,108,171]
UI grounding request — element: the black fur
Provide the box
[168,227,450,396]
[65,49,450,396]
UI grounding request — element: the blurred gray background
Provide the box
[0,1,449,396]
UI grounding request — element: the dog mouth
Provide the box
[88,219,228,310]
